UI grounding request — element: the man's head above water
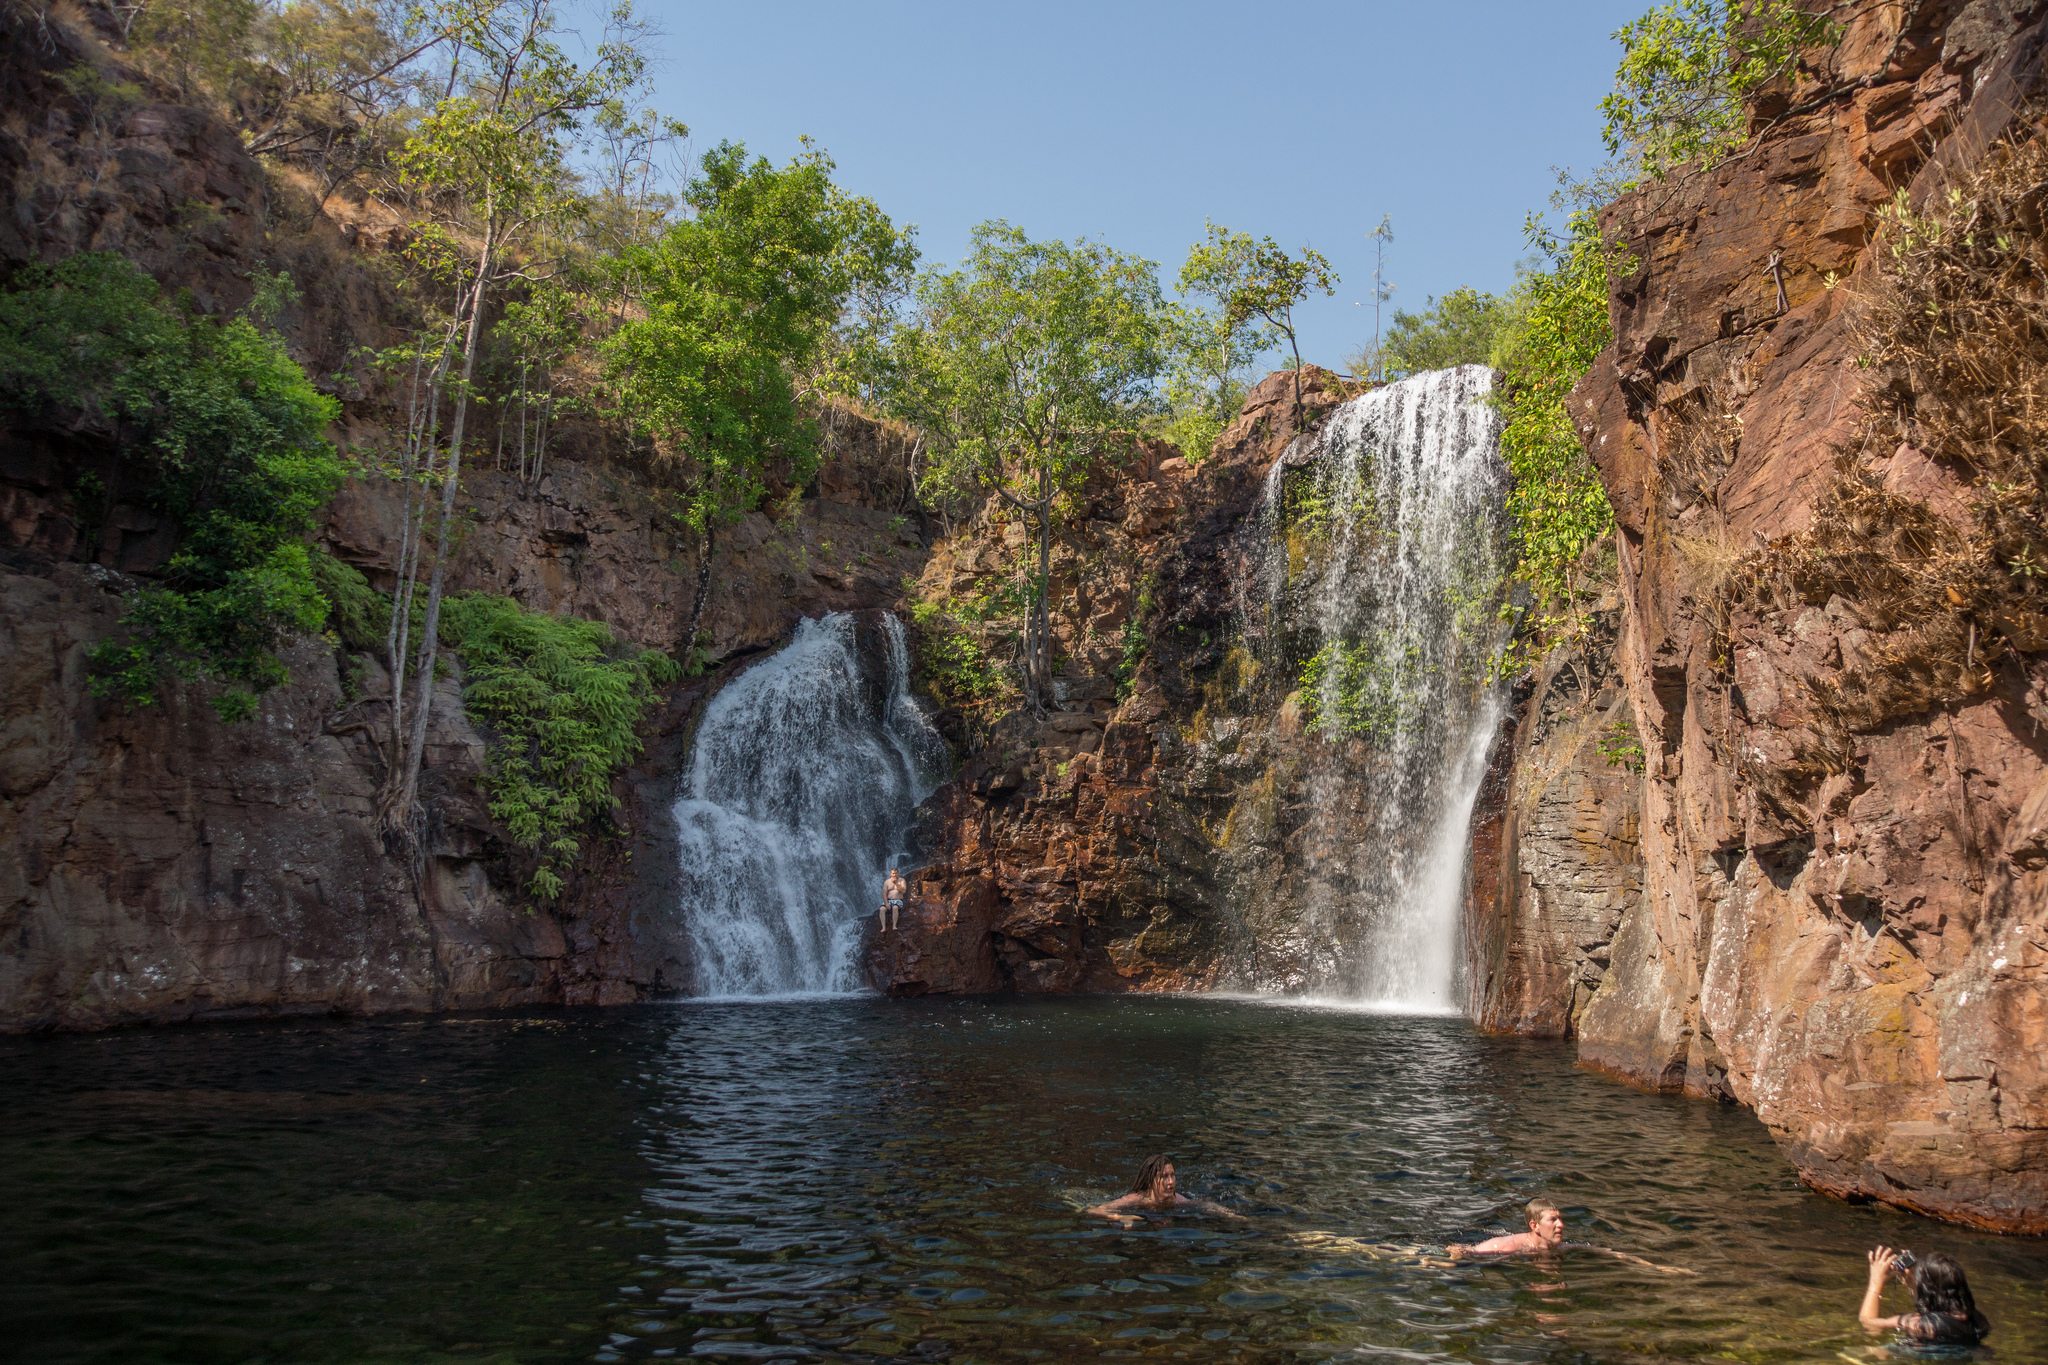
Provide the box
[1088,1153,1242,1225]
[1525,1198,1565,1248]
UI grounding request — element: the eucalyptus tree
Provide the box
[376,0,646,856]
[1178,222,1337,419]
[885,222,1171,707]
[602,141,916,665]
[1156,293,1271,462]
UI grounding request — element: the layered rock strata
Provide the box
[872,371,1349,994]
[0,7,923,1029]
[1478,0,2048,1232]
[1469,607,1643,1038]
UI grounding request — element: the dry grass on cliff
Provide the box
[1732,119,2048,745]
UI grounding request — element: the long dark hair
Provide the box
[1129,1153,1173,1195]
[1911,1253,1990,1344]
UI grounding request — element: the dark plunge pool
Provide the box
[3,997,2043,1363]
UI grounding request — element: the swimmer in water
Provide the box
[1449,1197,1566,1258]
[1859,1245,1991,1347]
[1447,1198,1692,1274]
[1087,1154,1243,1226]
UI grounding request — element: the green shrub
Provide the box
[309,548,390,654]
[0,254,346,721]
[1596,716,1646,771]
[1371,286,1524,379]
[439,594,678,902]
[907,595,1007,711]
[1113,577,1157,700]
[1489,210,1621,663]
[1298,635,1420,742]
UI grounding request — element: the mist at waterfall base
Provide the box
[1238,365,1508,1011]
[672,612,946,997]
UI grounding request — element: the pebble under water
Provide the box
[3,997,2044,1363]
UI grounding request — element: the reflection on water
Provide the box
[2,998,2043,1362]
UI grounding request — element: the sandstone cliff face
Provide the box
[0,9,924,1030]
[0,427,921,1031]
[873,371,1348,995]
[1470,608,1642,1039]
[1477,0,2048,1231]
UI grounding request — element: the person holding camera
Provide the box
[1858,1244,1991,1347]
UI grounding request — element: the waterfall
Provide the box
[1253,364,1508,1010]
[673,612,948,997]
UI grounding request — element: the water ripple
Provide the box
[2,999,2044,1362]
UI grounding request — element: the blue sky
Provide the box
[630,1,1646,371]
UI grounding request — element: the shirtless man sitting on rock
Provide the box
[878,866,907,933]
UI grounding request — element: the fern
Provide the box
[440,594,679,902]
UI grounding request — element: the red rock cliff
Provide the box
[0,10,924,1029]
[1479,0,2048,1232]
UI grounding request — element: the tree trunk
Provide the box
[680,522,714,668]
[1288,328,1305,427]
[1034,471,1052,704]
[379,231,495,852]
[383,325,454,778]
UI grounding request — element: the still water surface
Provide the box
[3,998,2043,1363]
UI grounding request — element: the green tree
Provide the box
[124,0,487,203]
[1602,0,1840,181]
[128,0,262,100]
[378,0,646,855]
[488,275,581,488]
[1366,213,1394,380]
[1152,298,1266,462]
[579,96,691,327]
[602,140,916,663]
[0,254,344,720]
[1178,222,1337,420]
[1489,209,1618,645]
[1372,286,1524,378]
[885,221,1170,706]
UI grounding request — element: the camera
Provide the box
[1892,1250,1917,1273]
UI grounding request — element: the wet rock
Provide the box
[1471,612,1641,1038]
[873,371,1340,996]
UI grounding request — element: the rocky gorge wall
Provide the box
[1472,0,2048,1232]
[872,371,1351,996]
[2,398,923,1034]
[0,7,924,1030]
[7,0,2045,1245]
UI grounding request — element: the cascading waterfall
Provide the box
[673,612,948,997]
[1253,364,1507,1010]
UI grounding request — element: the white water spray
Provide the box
[673,613,947,996]
[1259,365,1507,1010]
